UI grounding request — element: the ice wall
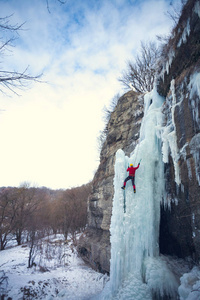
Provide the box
[99,89,179,300]
[162,73,200,189]
[188,72,200,185]
[161,79,181,187]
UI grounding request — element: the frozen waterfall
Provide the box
[98,89,179,300]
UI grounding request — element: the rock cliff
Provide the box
[78,91,143,273]
[78,0,200,274]
[157,0,200,260]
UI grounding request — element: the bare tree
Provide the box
[119,41,160,93]
[26,188,46,268]
[55,184,91,241]
[27,213,41,268]
[165,0,187,25]
[48,198,64,234]
[0,188,17,250]
[27,229,37,268]
[13,184,38,245]
[0,15,41,95]
[0,183,90,255]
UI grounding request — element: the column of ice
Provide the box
[108,89,166,298]
[161,79,181,187]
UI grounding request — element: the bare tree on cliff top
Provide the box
[119,41,160,93]
[0,15,41,95]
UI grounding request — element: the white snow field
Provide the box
[0,234,107,300]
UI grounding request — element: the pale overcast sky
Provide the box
[0,0,179,189]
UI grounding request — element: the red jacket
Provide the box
[127,164,139,176]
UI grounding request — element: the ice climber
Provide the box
[121,163,140,193]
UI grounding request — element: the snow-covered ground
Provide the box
[0,234,107,300]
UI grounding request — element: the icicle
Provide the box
[177,18,191,47]
[194,1,200,18]
[161,79,181,186]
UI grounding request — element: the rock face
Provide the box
[78,0,200,273]
[78,91,143,273]
[157,0,200,260]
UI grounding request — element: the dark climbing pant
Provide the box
[123,176,135,189]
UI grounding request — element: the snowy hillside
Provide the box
[0,234,107,299]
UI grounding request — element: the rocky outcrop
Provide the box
[157,0,200,98]
[78,91,143,273]
[78,0,200,274]
[158,0,200,261]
